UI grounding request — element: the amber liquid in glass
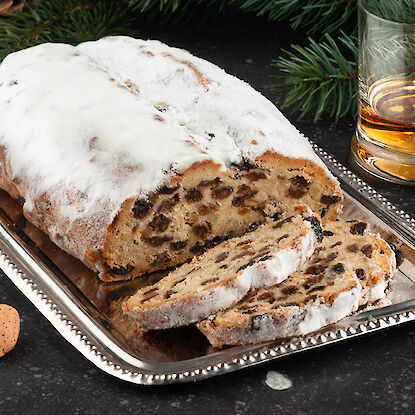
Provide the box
[355,75,415,181]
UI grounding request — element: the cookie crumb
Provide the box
[265,371,292,390]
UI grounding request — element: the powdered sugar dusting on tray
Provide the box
[0,37,333,259]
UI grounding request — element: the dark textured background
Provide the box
[0,16,414,415]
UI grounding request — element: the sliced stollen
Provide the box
[197,220,396,347]
[320,220,396,305]
[0,37,342,282]
[123,210,322,330]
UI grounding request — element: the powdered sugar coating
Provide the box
[126,269,253,330]
[200,283,361,347]
[0,37,336,263]
[362,233,396,305]
[246,228,316,289]
[297,285,361,334]
[78,37,329,170]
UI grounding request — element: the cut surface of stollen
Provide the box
[198,220,396,347]
[123,210,322,330]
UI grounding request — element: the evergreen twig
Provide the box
[128,0,357,34]
[5,0,412,122]
[128,0,232,24]
[240,0,357,35]
[363,0,415,24]
[269,33,358,122]
[0,0,138,61]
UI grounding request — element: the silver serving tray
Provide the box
[1,142,414,385]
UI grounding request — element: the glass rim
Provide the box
[358,0,415,27]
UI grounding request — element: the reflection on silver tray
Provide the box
[0,142,414,385]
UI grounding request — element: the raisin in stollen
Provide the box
[123,210,321,330]
[197,220,396,347]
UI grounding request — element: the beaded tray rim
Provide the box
[1,141,414,385]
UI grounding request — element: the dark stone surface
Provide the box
[0,17,414,415]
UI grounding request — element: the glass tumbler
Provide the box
[351,0,415,184]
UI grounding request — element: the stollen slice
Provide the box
[319,220,396,305]
[197,220,396,347]
[123,209,322,330]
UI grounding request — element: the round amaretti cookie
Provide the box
[0,304,20,357]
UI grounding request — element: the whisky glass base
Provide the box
[351,131,415,186]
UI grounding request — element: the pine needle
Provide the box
[241,0,357,34]
[0,0,138,61]
[128,0,232,24]
[129,0,357,34]
[363,0,415,24]
[269,33,358,122]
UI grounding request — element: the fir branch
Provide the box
[129,0,357,34]
[237,0,302,20]
[128,0,232,24]
[0,0,138,61]
[363,0,415,24]
[290,0,357,35]
[240,0,357,34]
[269,33,358,122]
